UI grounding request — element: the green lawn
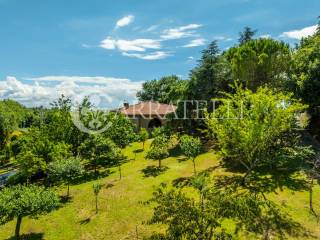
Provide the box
[0,140,319,240]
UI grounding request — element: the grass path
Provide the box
[0,140,319,239]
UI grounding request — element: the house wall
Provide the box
[127,115,169,131]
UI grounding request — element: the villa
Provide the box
[118,101,177,130]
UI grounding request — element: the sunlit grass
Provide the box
[0,139,319,239]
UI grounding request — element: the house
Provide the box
[118,101,177,130]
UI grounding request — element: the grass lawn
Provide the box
[0,139,319,240]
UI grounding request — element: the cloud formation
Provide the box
[122,51,171,60]
[183,38,206,47]
[100,37,161,52]
[161,24,202,40]
[281,25,317,39]
[0,76,142,108]
[115,15,135,29]
[100,21,204,60]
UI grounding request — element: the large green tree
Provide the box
[186,41,233,103]
[238,26,257,44]
[0,185,59,238]
[292,33,320,117]
[206,86,311,183]
[137,75,187,104]
[225,38,292,90]
[147,174,296,240]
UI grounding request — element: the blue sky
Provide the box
[0,0,319,108]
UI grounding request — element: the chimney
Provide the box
[123,101,129,109]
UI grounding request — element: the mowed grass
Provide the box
[0,139,319,240]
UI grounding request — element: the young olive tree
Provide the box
[180,135,202,174]
[0,185,59,238]
[48,157,84,197]
[146,135,169,168]
[93,182,104,214]
[138,128,149,150]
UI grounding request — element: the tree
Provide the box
[182,41,233,131]
[206,86,311,184]
[146,135,169,168]
[0,99,28,149]
[48,157,84,197]
[138,128,149,150]
[292,33,320,118]
[0,185,59,238]
[303,152,320,216]
[146,174,293,240]
[186,41,232,103]
[104,112,136,149]
[79,135,119,175]
[16,150,46,183]
[238,26,257,44]
[180,135,202,174]
[93,182,104,214]
[225,38,291,90]
[137,75,187,104]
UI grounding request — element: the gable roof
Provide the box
[119,101,177,117]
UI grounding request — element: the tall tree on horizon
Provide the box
[238,26,257,44]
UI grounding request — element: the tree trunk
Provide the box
[119,165,122,180]
[241,169,252,186]
[192,159,196,175]
[143,142,145,150]
[95,195,98,214]
[15,215,22,238]
[67,183,70,197]
[158,159,161,168]
[309,178,316,216]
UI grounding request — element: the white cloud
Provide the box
[0,76,142,108]
[259,34,271,39]
[183,38,206,48]
[100,37,161,52]
[213,36,233,41]
[161,24,202,40]
[115,15,134,29]
[281,25,317,40]
[146,25,158,32]
[122,51,171,60]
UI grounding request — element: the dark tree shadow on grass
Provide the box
[59,195,73,204]
[177,156,188,163]
[172,166,221,188]
[172,177,192,188]
[79,217,91,225]
[168,144,183,158]
[74,169,113,185]
[5,233,44,240]
[132,149,143,160]
[141,166,168,178]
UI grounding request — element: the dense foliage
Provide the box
[206,86,312,183]
[137,75,187,104]
[180,135,202,174]
[0,185,59,237]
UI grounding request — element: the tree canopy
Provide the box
[0,185,59,238]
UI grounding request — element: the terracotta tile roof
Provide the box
[119,101,177,117]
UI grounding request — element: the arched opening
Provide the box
[148,118,162,129]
